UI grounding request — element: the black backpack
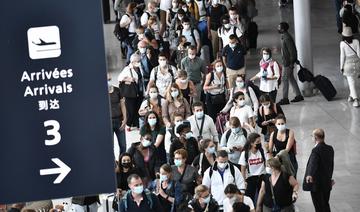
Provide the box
[244,148,266,174]
[114,14,130,42]
[209,161,236,181]
[179,28,199,47]
[154,65,176,83]
[245,80,261,99]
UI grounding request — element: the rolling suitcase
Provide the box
[313,75,337,101]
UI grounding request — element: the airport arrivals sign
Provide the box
[0,0,116,203]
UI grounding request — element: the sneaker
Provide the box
[291,95,304,103]
[353,99,360,107]
[348,96,354,102]
[278,98,290,105]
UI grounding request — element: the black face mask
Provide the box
[122,162,132,168]
[255,143,262,150]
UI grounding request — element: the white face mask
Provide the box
[237,100,246,106]
[183,24,190,30]
[178,15,183,20]
[215,66,223,73]
[148,118,157,126]
[139,47,147,54]
[142,139,151,147]
[180,79,188,84]
[276,124,286,131]
[159,60,167,67]
[230,14,238,20]
[185,132,193,139]
[217,162,228,169]
[224,24,231,29]
[263,54,270,61]
[212,0,219,5]
[149,92,158,99]
[195,111,204,119]
[229,43,236,48]
[188,54,196,59]
[133,62,141,67]
[266,167,272,174]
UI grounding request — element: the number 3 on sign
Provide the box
[44,120,61,146]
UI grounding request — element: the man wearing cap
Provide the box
[169,121,200,165]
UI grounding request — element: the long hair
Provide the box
[144,110,162,133]
[242,133,261,152]
[166,83,184,103]
[115,152,135,173]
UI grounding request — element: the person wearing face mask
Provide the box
[127,134,161,187]
[108,73,128,155]
[303,129,334,212]
[187,102,219,143]
[220,117,248,163]
[172,149,201,198]
[116,153,142,198]
[139,111,167,164]
[202,150,245,210]
[167,0,179,26]
[140,1,159,28]
[256,94,284,145]
[119,174,163,212]
[256,158,299,212]
[188,185,219,212]
[223,184,255,212]
[250,47,281,103]
[178,18,202,53]
[181,46,206,102]
[139,85,165,128]
[204,59,228,121]
[218,15,243,49]
[162,83,191,129]
[277,22,304,105]
[207,0,228,58]
[118,53,145,132]
[192,139,217,176]
[239,133,267,204]
[230,91,256,131]
[175,70,197,103]
[268,115,298,176]
[170,121,200,165]
[120,2,139,63]
[146,16,161,42]
[228,7,246,34]
[222,34,247,87]
[222,74,259,114]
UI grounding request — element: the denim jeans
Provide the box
[112,118,126,154]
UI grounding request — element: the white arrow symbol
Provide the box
[40,158,71,184]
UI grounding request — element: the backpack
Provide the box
[225,128,248,143]
[244,148,266,174]
[269,61,282,86]
[179,28,199,47]
[245,80,261,99]
[122,189,153,211]
[209,162,236,181]
[114,14,130,42]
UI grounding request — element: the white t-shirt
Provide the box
[160,0,172,11]
[223,195,255,212]
[181,29,200,47]
[218,26,243,47]
[120,14,136,33]
[256,60,280,92]
[230,105,255,126]
[239,150,267,177]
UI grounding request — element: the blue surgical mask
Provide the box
[171,90,179,98]
[148,118,157,126]
[185,132,193,139]
[203,195,211,204]
[236,81,244,88]
[207,147,216,154]
[159,174,168,182]
[276,124,286,131]
[133,185,144,194]
[142,139,151,147]
[174,159,183,167]
[195,111,204,119]
[231,127,241,134]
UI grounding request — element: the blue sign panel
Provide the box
[0,0,116,203]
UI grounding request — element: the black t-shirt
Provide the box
[207,5,228,30]
[109,86,123,119]
[263,172,293,208]
[188,198,219,212]
[116,167,142,190]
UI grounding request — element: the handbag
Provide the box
[119,69,138,98]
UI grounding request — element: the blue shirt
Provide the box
[222,44,246,70]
